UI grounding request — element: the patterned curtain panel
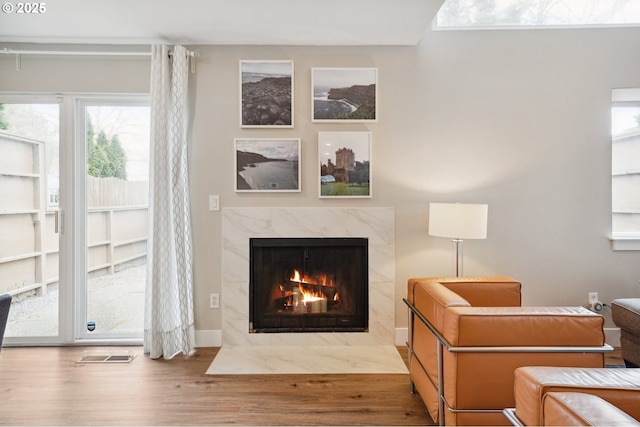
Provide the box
[144,45,195,359]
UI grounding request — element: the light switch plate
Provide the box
[209,195,220,211]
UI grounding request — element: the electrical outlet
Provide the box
[588,292,599,306]
[588,292,603,312]
[210,293,220,309]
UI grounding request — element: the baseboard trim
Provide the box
[396,328,408,347]
[605,327,621,348]
[195,329,222,348]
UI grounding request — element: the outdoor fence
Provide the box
[0,130,148,298]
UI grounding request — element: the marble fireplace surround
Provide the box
[221,207,395,346]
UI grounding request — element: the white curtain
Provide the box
[144,45,195,359]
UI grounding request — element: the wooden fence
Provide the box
[0,131,148,298]
[87,176,148,207]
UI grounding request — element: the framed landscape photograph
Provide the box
[235,138,301,192]
[318,131,371,198]
[312,68,378,123]
[240,60,294,128]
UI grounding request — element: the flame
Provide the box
[289,269,340,305]
[290,269,335,287]
[297,282,324,303]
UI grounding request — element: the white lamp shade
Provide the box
[428,202,488,239]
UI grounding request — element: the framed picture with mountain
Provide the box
[240,60,294,128]
[235,138,301,192]
[311,67,378,123]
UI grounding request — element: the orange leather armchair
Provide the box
[506,366,640,426]
[405,277,611,426]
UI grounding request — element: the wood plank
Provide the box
[0,346,433,426]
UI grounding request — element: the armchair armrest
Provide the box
[513,367,640,426]
[542,392,640,426]
[504,392,640,426]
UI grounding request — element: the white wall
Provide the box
[2,27,640,335]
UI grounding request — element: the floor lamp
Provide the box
[428,202,488,277]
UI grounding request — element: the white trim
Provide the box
[395,327,408,347]
[611,237,640,251]
[612,88,640,102]
[195,329,222,348]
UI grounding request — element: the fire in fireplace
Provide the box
[249,237,368,333]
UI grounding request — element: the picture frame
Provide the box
[235,138,301,192]
[312,67,378,123]
[318,131,372,198]
[240,60,294,128]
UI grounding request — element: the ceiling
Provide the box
[0,0,444,46]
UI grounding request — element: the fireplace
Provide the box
[249,237,368,333]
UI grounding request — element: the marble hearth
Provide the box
[221,207,395,346]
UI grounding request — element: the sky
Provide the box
[241,61,293,76]
[236,138,299,160]
[318,132,371,165]
[312,68,377,90]
[438,0,640,26]
[10,103,152,182]
[612,107,640,135]
[86,105,150,181]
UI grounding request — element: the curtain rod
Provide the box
[2,47,152,57]
[1,47,197,72]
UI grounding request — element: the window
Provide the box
[436,0,640,29]
[611,88,640,250]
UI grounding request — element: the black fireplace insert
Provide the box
[249,237,368,333]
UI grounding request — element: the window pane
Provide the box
[437,0,640,28]
[0,102,60,337]
[84,104,150,337]
[612,105,640,236]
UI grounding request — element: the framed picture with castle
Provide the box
[240,60,294,128]
[311,68,377,123]
[318,131,372,198]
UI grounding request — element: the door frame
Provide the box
[1,92,148,346]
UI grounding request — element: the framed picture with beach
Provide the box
[235,138,301,192]
[318,131,372,198]
[240,60,294,128]
[311,67,378,123]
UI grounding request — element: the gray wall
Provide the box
[2,27,640,334]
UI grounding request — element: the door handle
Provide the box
[54,210,64,234]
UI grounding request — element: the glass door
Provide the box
[0,98,63,342]
[75,98,150,341]
[1,94,149,344]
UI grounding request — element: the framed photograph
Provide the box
[235,138,301,192]
[318,132,371,198]
[312,67,378,123]
[240,60,294,128]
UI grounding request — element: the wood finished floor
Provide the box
[0,346,433,426]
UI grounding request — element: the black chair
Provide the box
[0,294,12,351]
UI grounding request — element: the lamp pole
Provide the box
[453,238,463,277]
